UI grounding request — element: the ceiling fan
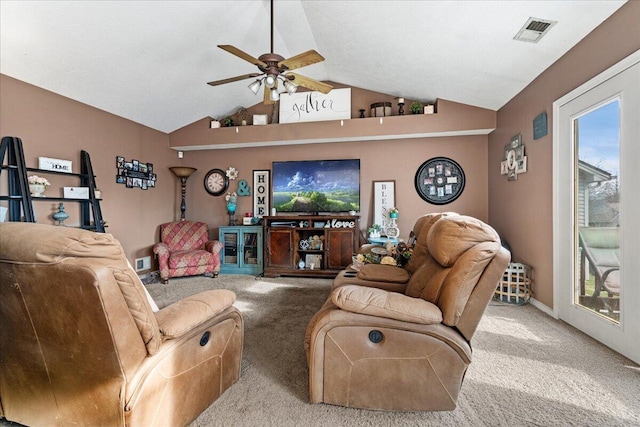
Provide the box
[206,0,332,104]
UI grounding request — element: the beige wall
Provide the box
[488,1,640,309]
[0,75,176,267]
[176,134,488,242]
[1,75,491,267]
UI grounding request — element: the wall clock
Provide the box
[414,157,465,205]
[204,168,229,196]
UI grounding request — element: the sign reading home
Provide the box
[279,88,351,124]
[39,157,72,173]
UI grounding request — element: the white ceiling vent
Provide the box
[514,17,557,43]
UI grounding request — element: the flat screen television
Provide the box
[272,159,360,213]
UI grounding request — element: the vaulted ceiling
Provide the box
[0,1,626,133]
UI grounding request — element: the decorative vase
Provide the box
[29,183,46,197]
[52,203,69,226]
[369,231,381,239]
[227,202,236,225]
[389,212,398,219]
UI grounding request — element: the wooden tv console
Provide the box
[263,215,359,278]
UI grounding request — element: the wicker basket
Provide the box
[495,263,532,305]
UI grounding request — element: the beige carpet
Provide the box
[146,274,640,427]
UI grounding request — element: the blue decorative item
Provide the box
[52,202,69,226]
[533,112,548,140]
[237,179,251,196]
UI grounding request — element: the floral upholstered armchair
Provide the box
[153,221,222,284]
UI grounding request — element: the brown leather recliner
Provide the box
[0,223,243,426]
[332,212,458,293]
[305,215,510,411]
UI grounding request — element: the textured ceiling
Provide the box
[0,1,626,133]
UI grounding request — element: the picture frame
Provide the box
[253,170,270,217]
[305,254,323,270]
[253,114,268,125]
[373,180,396,229]
[414,157,465,205]
[516,156,528,174]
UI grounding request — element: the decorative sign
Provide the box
[39,157,72,173]
[533,112,548,140]
[279,88,351,124]
[414,157,465,205]
[116,156,156,190]
[253,170,270,217]
[373,180,395,229]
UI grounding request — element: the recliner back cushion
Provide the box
[404,216,500,327]
[0,222,162,355]
[160,221,209,252]
[404,212,458,275]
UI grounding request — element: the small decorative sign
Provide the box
[279,88,351,124]
[39,157,72,173]
[533,112,548,140]
[373,180,396,229]
[253,170,270,217]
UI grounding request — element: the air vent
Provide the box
[514,17,557,43]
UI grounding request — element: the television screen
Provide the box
[272,159,360,213]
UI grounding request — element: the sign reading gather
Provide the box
[279,88,351,124]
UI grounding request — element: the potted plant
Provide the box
[27,174,51,197]
[388,207,399,219]
[221,116,234,127]
[368,224,383,239]
[409,101,423,114]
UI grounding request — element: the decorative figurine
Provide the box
[52,202,69,226]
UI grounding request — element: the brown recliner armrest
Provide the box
[332,285,442,324]
[155,289,236,339]
[356,263,410,284]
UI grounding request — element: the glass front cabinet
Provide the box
[219,226,263,275]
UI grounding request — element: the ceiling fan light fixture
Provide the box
[269,87,280,101]
[248,79,262,94]
[265,74,277,88]
[283,79,298,95]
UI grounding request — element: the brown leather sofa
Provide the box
[305,215,509,411]
[0,223,243,426]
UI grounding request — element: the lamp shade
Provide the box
[169,166,197,178]
[269,88,280,101]
[283,80,297,95]
[248,79,262,94]
[265,74,276,88]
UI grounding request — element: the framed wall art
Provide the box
[253,170,270,217]
[414,157,465,205]
[373,180,395,228]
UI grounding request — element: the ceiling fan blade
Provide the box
[207,73,262,86]
[278,50,325,71]
[218,45,267,67]
[285,73,333,94]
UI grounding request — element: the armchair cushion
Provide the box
[155,289,237,338]
[356,263,410,284]
[332,285,443,325]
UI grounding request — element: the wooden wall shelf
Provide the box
[168,98,496,151]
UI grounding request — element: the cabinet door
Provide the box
[327,229,355,270]
[267,229,293,268]
[241,229,262,268]
[221,229,240,267]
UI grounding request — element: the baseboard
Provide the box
[529,297,557,319]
